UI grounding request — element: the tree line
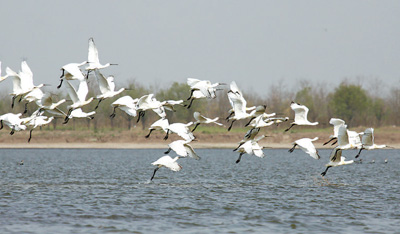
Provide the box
[1,78,399,132]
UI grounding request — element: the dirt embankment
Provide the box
[0,126,398,149]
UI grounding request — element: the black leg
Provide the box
[355,148,364,158]
[331,148,340,162]
[60,68,65,78]
[57,79,64,89]
[236,153,244,164]
[23,102,28,114]
[0,120,3,130]
[288,144,297,153]
[164,148,172,154]
[331,140,337,146]
[10,128,15,135]
[94,99,102,110]
[163,130,170,140]
[150,167,159,181]
[110,107,117,118]
[321,166,331,176]
[233,142,244,152]
[136,111,144,123]
[145,129,154,138]
[187,98,194,109]
[284,124,295,132]
[228,119,236,131]
[225,112,234,121]
[323,138,335,146]
[191,123,200,132]
[28,129,33,143]
[11,96,16,108]
[244,117,256,127]
[187,89,195,100]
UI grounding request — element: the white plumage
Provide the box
[166,140,200,160]
[285,101,318,132]
[321,149,354,176]
[288,137,320,160]
[150,155,182,181]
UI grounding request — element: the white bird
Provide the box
[164,122,195,141]
[185,90,207,109]
[355,128,387,158]
[234,135,266,163]
[23,115,54,142]
[347,129,362,149]
[21,87,44,114]
[323,118,346,145]
[233,127,261,151]
[7,61,45,109]
[136,94,166,121]
[0,61,9,82]
[226,91,261,131]
[67,108,95,120]
[150,155,182,181]
[225,81,256,120]
[161,99,184,112]
[37,93,66,111]
[93,69,125,109]
[145,118,169,138]
[0,113,27,135]
[45,107,94,122]
[284,101,318,132]
[110,95,138,118]
[247,114,276,129]
[321,149,354,176]
[165,139,200,160]
[58,61,87,88]
[64,79,94,123]
[331,125,362,157]
[192,111,223,132]
[186,78,225,100]
[288,137,320,160]
[85,37,117,77]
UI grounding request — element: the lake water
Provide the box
[0,148,399,233]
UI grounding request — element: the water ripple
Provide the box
[0,148,399,233]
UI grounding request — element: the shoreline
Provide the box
[0,142,398,149]
[0,127,398,149]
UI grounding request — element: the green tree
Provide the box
[329,82,370,126]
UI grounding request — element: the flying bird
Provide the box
[150,155,182,181]
[284,101,318,132]
[288,137,320,160]
[192,111,223,132]
[355,128,388,158]
[58,61,87,88]
[321,149,354,176]
[145,118,169,138]
[0,61,9,82]
[110,95,138,118]
[164,139,200,160]
[323,118,346,145]
[164,122,195,141]
[93,69,125,109]
[85,37,117,77]
[63,79,94,123]
[234,135,266,164]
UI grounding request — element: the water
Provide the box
[1,148,399,233]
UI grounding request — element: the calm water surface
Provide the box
[0,148,399,233]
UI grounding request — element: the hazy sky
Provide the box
[1,1,400,95]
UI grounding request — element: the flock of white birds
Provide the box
[0,38,389,181]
